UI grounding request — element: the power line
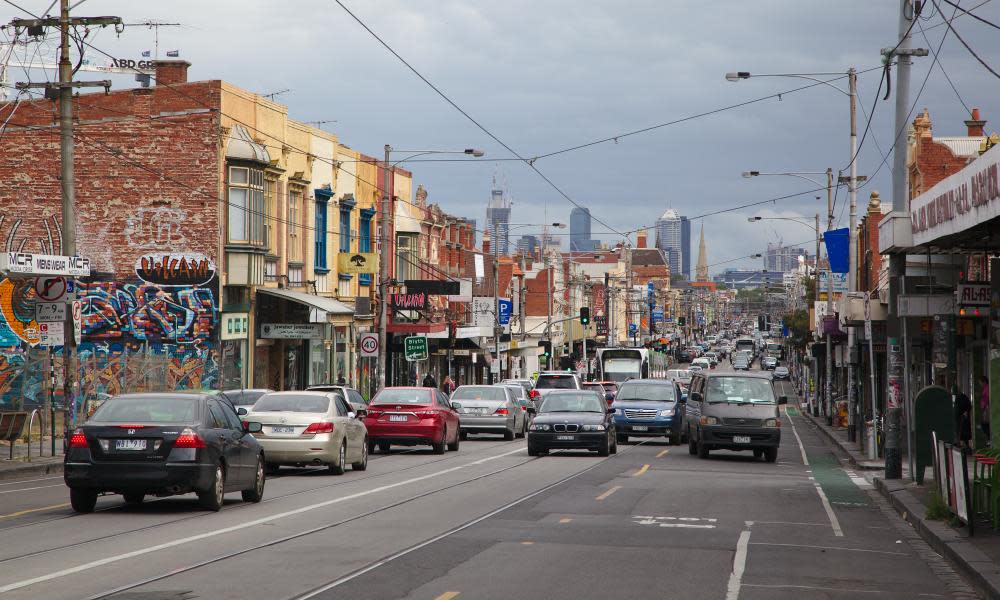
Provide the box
[330,0,628,239]
[917,17,972,115]
[927,0,1000,78]
[939,0,1000,29]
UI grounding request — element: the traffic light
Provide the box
[678,316,686,327]
[758,315,766,331]
[538,340,552,359]
[579,306,590,325]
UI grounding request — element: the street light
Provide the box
[377,145,486,390]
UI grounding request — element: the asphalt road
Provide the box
[0,364,979,600]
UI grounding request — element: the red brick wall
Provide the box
[525,269,552,317]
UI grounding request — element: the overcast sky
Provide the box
[5,0,998,274]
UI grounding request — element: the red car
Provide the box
[363,387,461,455]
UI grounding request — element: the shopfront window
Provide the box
[221,339,246,389]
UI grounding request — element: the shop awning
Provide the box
[256,288,354,324]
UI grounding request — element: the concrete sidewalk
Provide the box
[0,439,64,481]
[802,408,1000,599]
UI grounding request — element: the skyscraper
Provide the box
[764,243,810,273]
[486,188,510,256]
[569,207,597,251]
[655,209,691,279]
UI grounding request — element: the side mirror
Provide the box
[778,396,788,405]
[527,406,537,414]
[347,412,356,420]
[237,407,248,416]
[356,408,367,418]
[244,421,262,434]
[451,401,462,410]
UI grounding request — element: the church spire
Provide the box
[696,223,708,282]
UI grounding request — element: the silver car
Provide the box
[244,391,368,475]
[306,385,368,412]
[450,385,524,440]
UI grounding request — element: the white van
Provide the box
[666,369,692,384]
[691,357,712,371]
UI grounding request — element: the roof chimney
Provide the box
[637,229,648,249]
[154,60,191,86]
[966,108,986,137]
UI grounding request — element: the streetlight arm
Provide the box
[731,73,850,97]
[744,171,827,187]
[750,216,818,232]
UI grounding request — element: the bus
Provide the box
[766,341,784,360]
[596,347,650,382]
[734,336,756,356]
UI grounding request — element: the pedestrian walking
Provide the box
[422,371,437,389]
[980,375,990,443]
[441,375,455,395]
[954,385,973,451]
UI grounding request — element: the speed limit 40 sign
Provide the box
[360,333,379,357]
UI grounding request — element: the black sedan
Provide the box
[527,390,617,456]
[65,393,266,513]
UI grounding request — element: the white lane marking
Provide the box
[0,476,62,487]
[659,523,715,529]
[0,447,525,594]
[784,408,809,466]
[742,583,932,595]
[845,470,873,489]
[813,481,844,537]
[725,529,751,600]
[0,484,62,495]
[752,521,830,527]
[749,542,905,555]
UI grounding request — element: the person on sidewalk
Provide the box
[441,375,455,396]
[422,372,437,389]
[954,385,973,451]
[980,375,990,444]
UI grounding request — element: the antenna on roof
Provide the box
[262,89,290,100]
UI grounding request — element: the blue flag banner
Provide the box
[824,227,850,274]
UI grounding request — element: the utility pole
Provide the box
[12,4,119,448]
[493,256,500,384]
[884,0,926,479]
[378,145,392,389]
[847,67,859,442]
[825,167,834,425]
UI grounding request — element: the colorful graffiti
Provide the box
[78,281,216,344]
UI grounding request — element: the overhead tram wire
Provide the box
[939,0,1000,29]
[330,0,628,240]
[927,0,1000,79]
[917,18,972,115]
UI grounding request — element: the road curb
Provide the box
[800,410,883,471]
[874,477,1000,600]
[0,460,63,482]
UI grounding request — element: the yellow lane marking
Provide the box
[434,593,461,600]
[559,517,572,524]
[521,541,534,545]
[595,485,622,501]
[656,449,670,458]
[634,464,651,477]
[0,502,70,519]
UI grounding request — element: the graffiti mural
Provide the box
[79,281,216,344]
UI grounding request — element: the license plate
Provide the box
[556,435,575,441]
[733,435,751,444]
[271,426,295,434]
[115,439,146,451]
[389,414,408,422]
[631,426,648,432]
[476,408,489,415]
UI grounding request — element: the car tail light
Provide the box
[116,424,146,429]
[520,405,527,412]
[69,430,88,448]
[529,390,540,399]
[494,407,509,415]
[174,428,207,448]
[417,410,439,418]
[303,422,335,434]
[367,408,383,418]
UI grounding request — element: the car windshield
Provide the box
[372,388,432,404]
[221,389,268,406]
[705,377,776,404]
[535,375,577,389]
[253,394,332,413]
[452,387,506,401]
[539,393,605,413]
[90,395,199,424]
[503,386,526,398]
[616,384,675,402]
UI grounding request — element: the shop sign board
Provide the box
[404,335,428,361]
[471,297,494,328]
[260,323,324,339]
[337,253,378,274]
[958,283,990,307]
[221,313,250,340]
[911,145,1000,247]
[817,271,848,293]
[0,252,90,277]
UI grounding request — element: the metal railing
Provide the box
[26,409,43,460]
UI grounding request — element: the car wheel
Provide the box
[753,449,764,459]
[598,435,611,457]
[616,433,628,445]
[527,443,539,457]
[516,420,525,439]
[697,440,709,459]
[329,442,347,475]
[198,463,225,511]
[764,447,778,463]
[432,429,446,454]
[122,492,144,506]
[242,454,265,503]
[378,441,391,454]
[70,488,98,513]
[610,436,618,455]
[503,426,515,441]
[447,429,460,452]
[265,462,281,476]
[352,438,369,471]
[460,430,469,441]
[688,430,697,455]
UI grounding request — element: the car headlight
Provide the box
[763,418,780,428]
[581,424,606,432]
[699,416,718,425]
[659,407,675,417]
[529,423,551,431]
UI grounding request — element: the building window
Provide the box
[359,209,374,286]
[288,266,303,287]
[228,166,264,245]
[338,277,351,298]
[339,207,351,252]
[265,177,277,251]
[315,199,329,272]
[288,188,302,261]
[264,259,278,282]
[396,234,417,281]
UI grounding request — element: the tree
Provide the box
[783,309,811,349]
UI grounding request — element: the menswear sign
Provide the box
[911,145,1000,247]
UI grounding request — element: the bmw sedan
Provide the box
[65,393,265,513]
[527,390,617,456]
[244,391,368,475]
